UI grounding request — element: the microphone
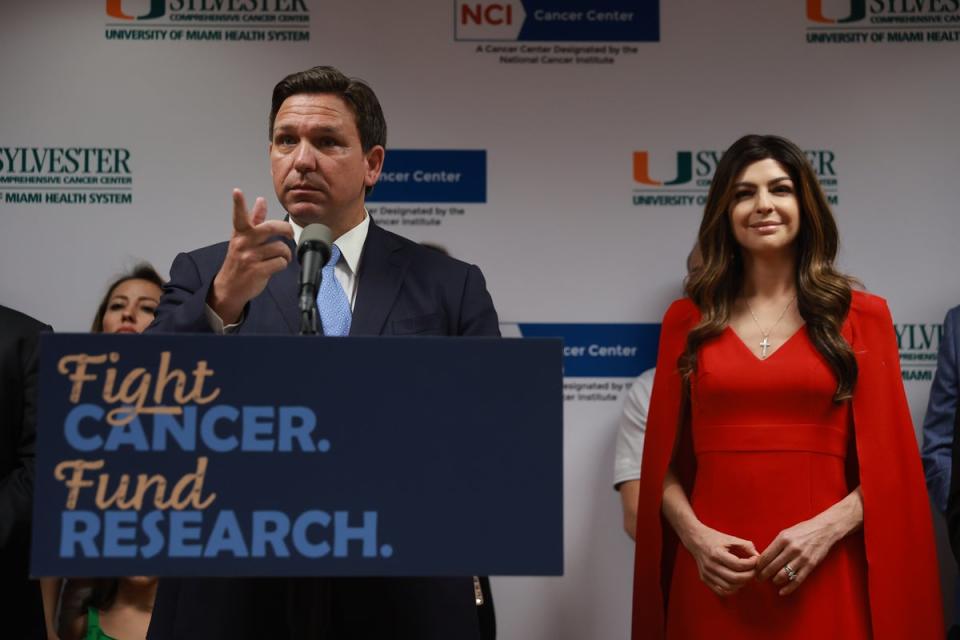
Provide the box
[297,223,333,335]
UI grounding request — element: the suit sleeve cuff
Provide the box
[204,304,244,334]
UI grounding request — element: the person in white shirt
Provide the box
[614,244,701,540]
[613,367,655,540]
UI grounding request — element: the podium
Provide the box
[31,334,563,577]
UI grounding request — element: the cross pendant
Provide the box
[759,336,770,359]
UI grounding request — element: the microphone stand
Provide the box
[296,224,333,336]
[299,289,319,335]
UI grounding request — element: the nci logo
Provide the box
[462,2,517,24]
[458,1,524,40]
[896,322,942,381]
[455,0,659,42]
[632,149,838,207]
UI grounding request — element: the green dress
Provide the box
[85,608,118,640]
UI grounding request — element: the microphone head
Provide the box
[297,223,333,263]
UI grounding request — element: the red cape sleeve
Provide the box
[631,299,699,640]
[849,291,944,638]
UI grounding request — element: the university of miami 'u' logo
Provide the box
[106,0,166,20]
[633,152,693,187]
[807,0,867,24]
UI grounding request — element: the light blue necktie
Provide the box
[317,244,352,337]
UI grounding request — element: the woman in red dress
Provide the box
[631,134,943,639]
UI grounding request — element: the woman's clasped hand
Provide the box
[687,514,848,598]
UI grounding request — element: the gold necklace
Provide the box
[744,296,796,359]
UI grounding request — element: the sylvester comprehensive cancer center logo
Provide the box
[806,0,960,43]
[896,322,943,382]
[631,149,839,207]
[1,146,134,206]
[104,0,311,42]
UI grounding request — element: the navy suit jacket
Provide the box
[0,305,51,640]
[152,220,499,339]
[927,305,960,565]
[146,221,499,640]
[923,304,959,513]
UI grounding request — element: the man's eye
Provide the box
[277,135,295,145]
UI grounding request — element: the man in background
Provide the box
[0,305,51,639]
[923,305,959,517]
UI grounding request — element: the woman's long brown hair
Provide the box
[679,134,857,402]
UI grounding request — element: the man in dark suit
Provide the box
[0,305,51,639]
[147,66,498,639]
[922,304,960,515]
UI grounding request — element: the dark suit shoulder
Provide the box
[374,224,478,275]
[168,241,232,287]
[182,240,230,265]
[0,305,51,338]
[944,304,960,328]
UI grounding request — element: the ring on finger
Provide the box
[783,564,798,582]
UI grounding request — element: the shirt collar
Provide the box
[289,210,369,274]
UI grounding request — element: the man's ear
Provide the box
[364,146,385,188]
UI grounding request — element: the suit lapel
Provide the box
[263,237,300,334]
[350,222,406,336]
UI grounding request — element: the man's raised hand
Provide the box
[207,189,294,324]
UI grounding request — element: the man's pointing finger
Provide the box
[232,188,252,233]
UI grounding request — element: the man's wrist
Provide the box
[207,281,242,325]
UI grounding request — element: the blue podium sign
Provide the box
[31,334,563,577]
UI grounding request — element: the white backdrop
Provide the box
[2,1,959,637]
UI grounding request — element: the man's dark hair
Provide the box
[268,66,387,152]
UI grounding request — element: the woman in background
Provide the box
[90,263,163,334]
[630,134,942,639]
[41,263,164,640]
[63,578,159,640]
